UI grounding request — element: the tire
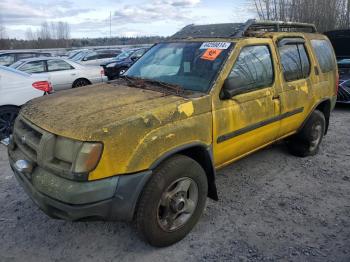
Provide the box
[72,78,90,88]
[117,67,128,77]
[287,110,326,157]
[136,155,208,247]
[0,106,20,140]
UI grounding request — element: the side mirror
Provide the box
[131,56,138,61]
[220,77,250,100]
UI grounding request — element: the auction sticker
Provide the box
[201,48,223,61]
[200,42,231,50]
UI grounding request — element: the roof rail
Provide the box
[241,20,318,35]
[170,19,317,40]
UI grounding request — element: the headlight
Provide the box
[73,142,103,173]
[52,137,103,180]
[106,62,117,68]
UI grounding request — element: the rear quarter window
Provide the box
[311,39,336,73]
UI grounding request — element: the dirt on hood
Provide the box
[20,83,185,140]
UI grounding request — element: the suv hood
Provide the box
[20,83,199,141]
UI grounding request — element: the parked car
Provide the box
[325,30,350,103]
[0,51,51,66]
[101,48,148,80]
[8,20,338,247]
[70,49,121,66]
[0,66,52,140]
[337,59,350,103]
[66,49,89,59]
[10,57,107,91]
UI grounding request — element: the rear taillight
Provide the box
[100,69,105,76]
[32,81,53,93]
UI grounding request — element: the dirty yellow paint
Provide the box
[18,32,337,182]
[299,84,308,93]
[166,134,175,139]
[178,101,194,117]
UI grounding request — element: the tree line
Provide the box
[253,0,350,32]
[0,19,166,50]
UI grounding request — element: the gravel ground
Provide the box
[0,105,349,262]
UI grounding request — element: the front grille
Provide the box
[13,117,44,162]
[338,81,350,102]
[12,116,75,179]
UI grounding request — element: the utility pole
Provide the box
[110,11,112,38]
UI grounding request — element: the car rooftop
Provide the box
[12,56,70,63]
[170,19,318,40]
[0,50,51,54]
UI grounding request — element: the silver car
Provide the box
[10,57,107,91]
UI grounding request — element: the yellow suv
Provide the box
[8,20,338,247]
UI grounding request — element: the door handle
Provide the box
[272,95,280,100]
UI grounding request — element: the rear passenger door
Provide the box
[276,38,312,138]
[47,59,76,90]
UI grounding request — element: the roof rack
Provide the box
[170,19,317,39]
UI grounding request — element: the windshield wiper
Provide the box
[120,75,144,87]
[120,75,187,95]
[140,78,185,95]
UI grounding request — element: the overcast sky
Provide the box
[0,0,256,39]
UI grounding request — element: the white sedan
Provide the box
[0,66,51,141]
[10,57,107,91]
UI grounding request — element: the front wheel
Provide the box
[136,155,208,247]
[287,110,326,157]
[0,106,19,140]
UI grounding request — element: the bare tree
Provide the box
[25,27,36,40]
[39,21,51,39]
[252,0,350,32]
[0,15,6,39]
[56,22,70,39]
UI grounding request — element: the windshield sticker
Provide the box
[200,42,231,50]
[201,48,223,61]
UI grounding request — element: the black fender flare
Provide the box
[149,142,218,201]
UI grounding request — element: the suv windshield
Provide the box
[126,42,234,92]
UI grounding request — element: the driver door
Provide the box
[213,41,281,168]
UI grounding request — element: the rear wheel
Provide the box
[72,78,90,88]
[136,155,208,247]
[0,106,19,140]
[287,110,326,157]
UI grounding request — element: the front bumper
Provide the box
[9,149,151,221]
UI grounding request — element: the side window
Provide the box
[0,54,15,65]
[98,53,114,59]
[47,60,73,72]
[84,52,98,61]
[17,53,36,60]
[228,45,274,90]
[131,49,146,59]
[311,39,335,73]
[279,42,311,81]
[19,61,46,73]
